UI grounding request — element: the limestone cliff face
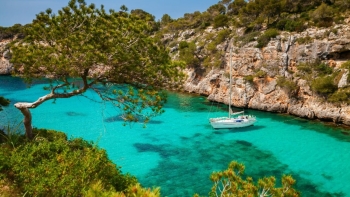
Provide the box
[2,20,350,125]
[0,39,12,75]
[177,19,350,125]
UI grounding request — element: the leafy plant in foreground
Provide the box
[0,129,138,196]
[194,161,299,197]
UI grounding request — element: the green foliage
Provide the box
[213,15,229,28]
[179,41,189,49]
[235,31,260,47]
[340,61,350,83]
[254,70,267,78]
[10,0,184,138]
[276,18,306,32]
[194,161,299,197]
[179,41,199,67]
[314,62,333,76]
[341,60,350,69]
[0,24,27,39]
[256,28,279,48]
[277,77,298,95]
[297,59,333,80]
[0,96,10,111]
[85,182,161,197]
[206,29,230,54]
[311,3,334,27]
[244,75,254,83]
[130,9,159,32]
[328,90,350,103]
[311,76,338,95]
[0,129,138,196]
[216,29,231,43]
[296,63,312,74]
[296,36,313,44]
[160,14,173,26]
[0,121,23,149]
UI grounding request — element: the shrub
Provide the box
[254,70,267,78]
[256,28,279,48]
[234,31,260,47]
[314,62,333,76]
[1,129,138,196]
[179,41,199,67]
[296,59,333,79]
[296,62,312,74]
[328,90,349,103]
[277,77,298,95]
[296,36,313,44]
[285,20,306,32]
[244,75,254,83]
[311,3,334,27]
[196,161,299,197]
[340,61,350,83]
[341,61,350,69]
[179,41,189,49]
[311,76,337,95]
[213,15,229,28]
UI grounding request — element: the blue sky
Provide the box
[0,0,220,27]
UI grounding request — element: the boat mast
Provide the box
[228,47,232,118]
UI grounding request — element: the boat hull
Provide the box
[210,117,256,129]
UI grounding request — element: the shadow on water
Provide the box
[135,132,342,197]
[66,111,86,116]
[212,125,265,135]
[104,115,163,124]
[0,76,27,91]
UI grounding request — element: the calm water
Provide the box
[1,75,350,197]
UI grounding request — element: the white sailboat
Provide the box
[209,48,256,129]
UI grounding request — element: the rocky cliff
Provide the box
[169,18,350,126]
[2,20,350,125]
[0,39,12,75]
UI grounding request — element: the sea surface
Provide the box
[1,75,350,197]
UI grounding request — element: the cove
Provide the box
[1,75,350,197]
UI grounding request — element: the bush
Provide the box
[235,31,260,47]
[179,41,199,67]
[296,62,312,74]
[196,161,299,197]
[0,24,27,40]
[311,76,337,95]
[277,77,298,95]
[296,36,313,44]
[296,59,333,79]
[328,90,349,103]
[213,15,229,28]
[0,129,138,196]
[254,70,267,78]
[256,28,279,48]
[179,41,189,49]
[341,61,350,69]
[244,75,254,83]
[314,62,333,76]
[341,61,350,83]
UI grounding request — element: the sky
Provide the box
[0,0,220,27]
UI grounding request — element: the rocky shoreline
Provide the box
[178,20,350,126]
[2,21,350,126]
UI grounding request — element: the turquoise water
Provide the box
[1,75,350,196]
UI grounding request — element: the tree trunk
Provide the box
[14,104,33,139]
[13,85,88,139]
